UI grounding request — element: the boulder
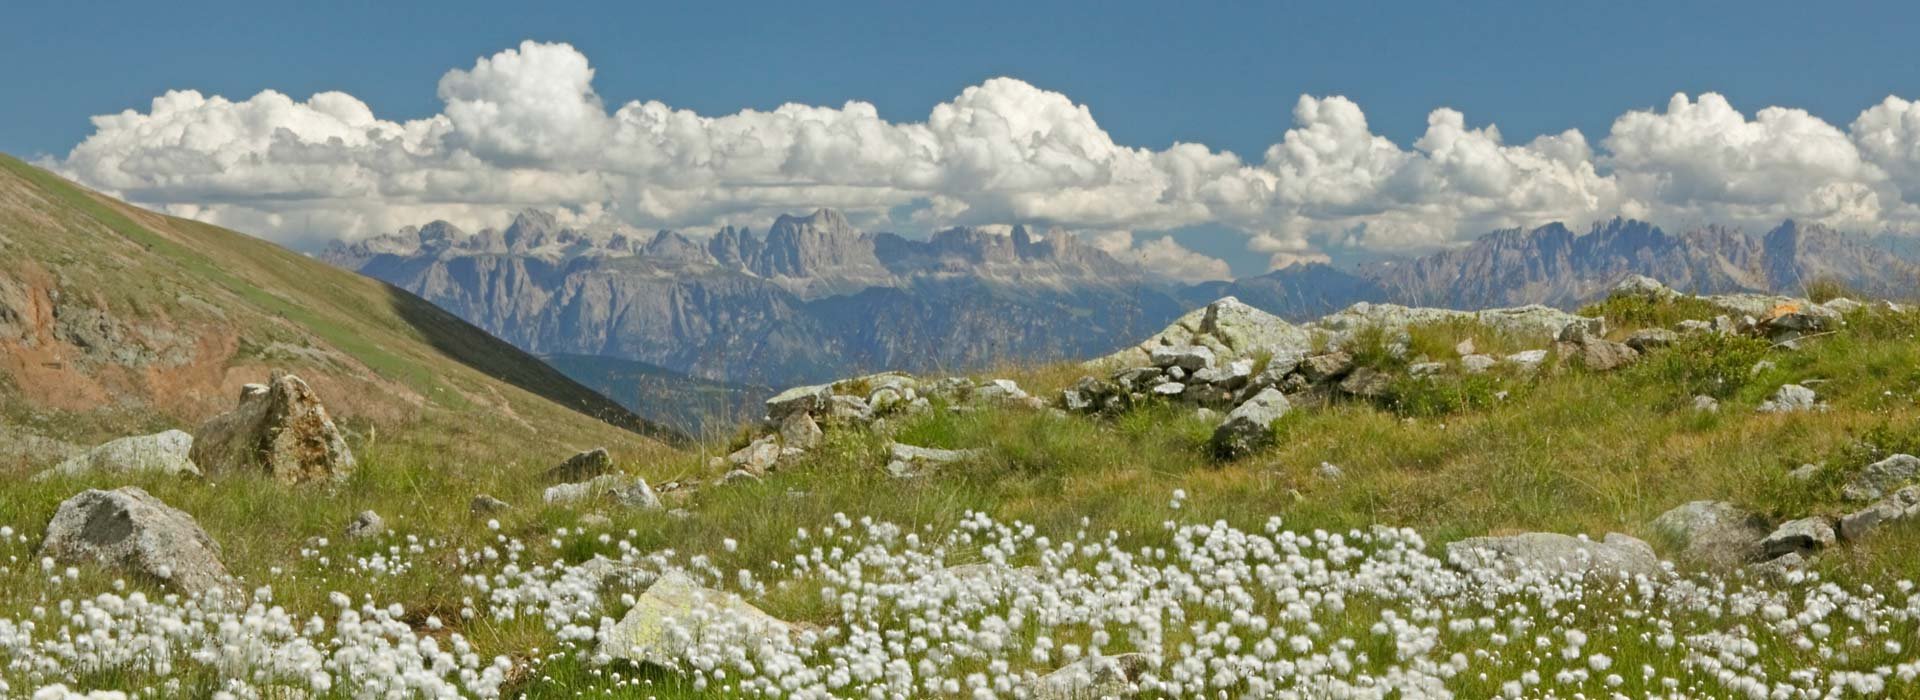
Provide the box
[470,494,511,515]
[544,475,661,510]
[779,412,823,450]
[1504,350,1549,372]
[1841,454,1920,502]
[1460,354,1497,374]
[542,447,613,484]
[1092,297,1315,368]
[1757,384,1821,414]
[598,570,798,669]
[1838,486,1920,541]
[1150,345,1216,372]
[1563,337,1639,372]
[725,437,782,475]
[1648,501,1769,569]
[345,510,385,540]
[1029,653,1152,700]
[40,487,232,596]
[190,372,355,484]
[1761,517,1836,558]
[1610,274,1675,299]
[765,383,832,421]
[1211,388,1290,459]
[1217,358,1256,390]
[1624,328,1678,352]
[1445,532,1663,580]
[1296,352,1354,383]
[40,430,200,480]
[1337,367,1392,398]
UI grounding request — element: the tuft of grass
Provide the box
[1804,276,1858,304]
[1579,293,1726,334]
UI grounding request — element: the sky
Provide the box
[6,1,1920,278]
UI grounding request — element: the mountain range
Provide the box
[325,208,1920,426]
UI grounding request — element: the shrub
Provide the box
[1578,294,1725,334]
[1639,331,1773,399]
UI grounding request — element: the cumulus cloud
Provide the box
[1090,231,1233,282]
[47,40,1920,266]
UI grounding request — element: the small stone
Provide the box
[1757,384,1821,414]
[1408,361,1447,377]
[1454,338,1477,356]
[1460,354,1497,373]
[1150,381,1186,397]
[345,510,385,540]
[719,469,761,485]
[1296,352,1354,383]
[1788,463,1821,481]
[1625,328,1678,352]
[470,495,511,515]
[1315,462,1345,481]
[1761,517,1836,558]
[1745,552,1810,585]
[1150,345,1216,372]
[1692,395,1720,413]
[1504,350,1549,372]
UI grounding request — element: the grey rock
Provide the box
[1337,367,1392,398]
[1649,500,1769,569]
[1504,350,1549,372]
[543,447,613,483]
[1296,352,1354,383]
[726,436,782,475]
[1624,328,1678,352]
[890,443,985,465]
[1676,319,1714,334]
[1563,337,1639,372]
[545,475,661,510]
[1150,381,1186,398]
[1460,354,1497,373]
[1692,395,1720,413]
[974,379,1030,402]
[825,394,874,422]
[765,383,832,421]
[1454,338,1477,356]
[1610,274,1675,299]
[1445,532,1663,579]
[40,487,232,596]
[1746,552,1810,585]
[1761,517,1836,558]
[190,372,355,484]
[578,513,613,529]
[1408,361,1448,377]
[1150,345,1217,372]
[1218,358,1256,390]
[1029,653,1151,700]
[1841,454,1920,502]
[1315,462,1345,481]
[779,412,823,450]
[345,510,385,540]
[598,570,797,668]
[719,469,761,485]
[1094,297,1315,369]
[470,494,512,515]
[1788,463,1821,481]
[41,430,200,480]
[1838,486,1920,541]
[1757,384,1820,414]
[1211,388,1290,459]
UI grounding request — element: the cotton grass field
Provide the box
[9,299,1920,698]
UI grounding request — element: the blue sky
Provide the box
[8,1,1920,276]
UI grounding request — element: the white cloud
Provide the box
[47,41,1920,264]
[1090,231,1233,282]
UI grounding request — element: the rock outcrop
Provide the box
[40,487,232,596]
[189,372,355,484]
[599,570,798,668]
[39,430,199,480]
[1446,532,1664,579]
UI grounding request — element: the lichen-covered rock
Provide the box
[1563,337,1639,372]
[1841,454,1920,502]
[40,430,199,480]
[190,372,354,484]
[1337,367,1392,397]
[779,412,823,450]
[1757,384,1821,414]
[1029,652,1151,700]
[40,487,232,596]
[1460,354,1497,373]
[470,494,511,515]
[543,447,613,484]
[1761,517,1836,558]
[598,570,798,669]
[1296,352,1354,383]
[764,383,832,421]
[726,436,782,475]
[1211,388,1290,459]
[543,475,661,510]
[1092,297,1315,368]
[1446,532,1663,580]
[345,510,385,540]
[1649,501,1769,569]
[1624,328,1678,352]
[1839,486,1920,542]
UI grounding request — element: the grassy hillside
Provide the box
[542,353,771,440]
[0,154,681,469]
